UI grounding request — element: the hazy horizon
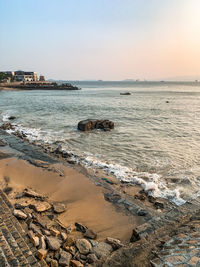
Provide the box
[1,0,200,81]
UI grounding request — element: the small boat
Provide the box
[120,92,131,95]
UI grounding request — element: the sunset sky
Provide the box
[0,0,200,80]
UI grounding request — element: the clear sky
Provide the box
[0,0,200,80]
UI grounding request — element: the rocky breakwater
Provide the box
[12,188,124,266]
[78,120,114,132]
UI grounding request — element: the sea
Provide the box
[1,81,200,206]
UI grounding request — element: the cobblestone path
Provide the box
[0,189,47,267]
[151,215,200,267]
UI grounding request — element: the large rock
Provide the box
[13,209,27,220]
[23,188,45,200]
[76,239,92,255]
[84,229,97,240]
[78,119,114,131]
[92,242,113,259]
[59,250,72,266]
[46,236,61,250]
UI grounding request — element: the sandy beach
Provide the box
[0,153,137,242]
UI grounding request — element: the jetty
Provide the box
[0,81,80,91]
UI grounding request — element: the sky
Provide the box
[0,0,200,81]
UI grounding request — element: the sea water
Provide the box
[1,81,200,205]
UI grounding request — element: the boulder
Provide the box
[76,239,92,255]
[92,242,113,259]
[46,236,61,251]
[53,203,66,213]
[105,237,123,250]
[13,209,27,220]
[59,250,72,266]
[78,119,114,131]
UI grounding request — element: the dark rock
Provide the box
[0,122,14,131]
[154,201,164,209]
[130,223,152,242]
[75,222,87,233]
[78,119,114,131]
[3,186,12,195]
[137,209,148,216]
[84,229,97,240]
[120,92,131,95]
[8,116,16,120]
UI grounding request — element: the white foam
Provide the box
[81,155,186,206]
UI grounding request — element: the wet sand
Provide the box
[0,156,136,242]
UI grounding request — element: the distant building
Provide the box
[14,71,38,82]
[39,75,45,82]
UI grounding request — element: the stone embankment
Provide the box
[0,189,47,267]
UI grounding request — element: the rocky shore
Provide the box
[1,122,200,266]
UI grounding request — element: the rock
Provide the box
[84,229,97,240]
[50,259,58,267]
[46,236,61,251]
[0,122,14,131]
[120,92,131,95]
[92,242,113,259]
[87,253,98,263]
[59,250,72,266]
[39,236,46,250]
[23,188,45,200]
[63,246,76,255]
[130,223,152,242]
[42,229,51,236]
[78,119,114,131]
[64,236,76,246]
[75,222,87,233]
[3,186,12,195]
[30,236,39,247]
[105,237,123,250]
[61,232,68,241]
[8,116,16,120]
[89,240,99,247]
[36,249,47,260]
[53,203,66,213]
[30,201,51,212]
[13,209,27,220]
[50,228,60,237]
[76,239,92,255]
[71,260,84,267]
[137,209,148,216]
[0,140,6,146]
[29,223,42,235]
[154,201,164,209]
